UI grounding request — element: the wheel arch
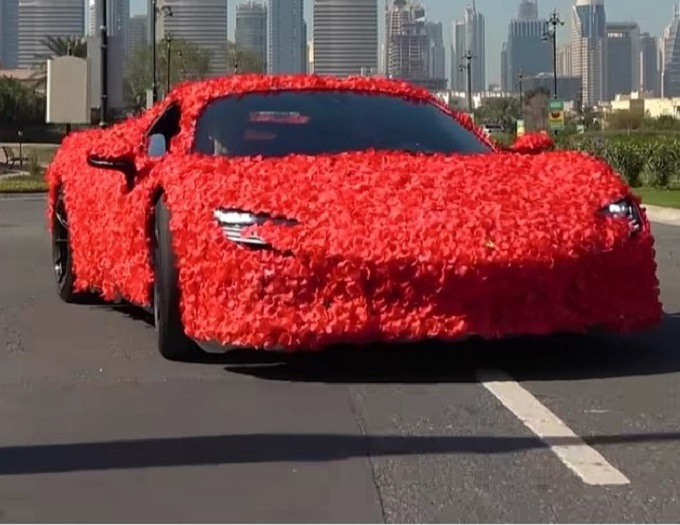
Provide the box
[46,169,64,231]
[146,185,168,299]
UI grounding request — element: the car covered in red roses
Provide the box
[46,74,662,360]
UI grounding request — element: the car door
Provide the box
[108,101,184,307]
[65,101,181,306]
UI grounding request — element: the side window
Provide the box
[146,103,181,157]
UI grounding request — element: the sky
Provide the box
[130,0,677,83]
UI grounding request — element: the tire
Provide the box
[51,188,80,303]
[153,197,200,360]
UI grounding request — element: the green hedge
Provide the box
[553,135,680,189]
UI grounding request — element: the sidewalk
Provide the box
[642,204,680,228]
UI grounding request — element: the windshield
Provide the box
[192,90,493,158]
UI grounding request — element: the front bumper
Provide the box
[177,233,663,352]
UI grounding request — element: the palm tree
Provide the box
[31,36,88,88]
[227,41,266,74]
[474,97,521,131]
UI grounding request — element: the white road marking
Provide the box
[477,369,630,486]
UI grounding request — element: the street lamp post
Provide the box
[458,50,474,113]
[100,0,108,127]
[518,71,524,117]
[542,9,564,100]
[151,0,173,103]
[231,47,240,74]
[166,34,172,95]
[151,0,157,102]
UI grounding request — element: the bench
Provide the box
[2,146,29,169]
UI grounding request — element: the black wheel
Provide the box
[52,188,79,303]
[153,197,201,360]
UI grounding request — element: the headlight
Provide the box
[214,208,297,247]
[601,198,642,233]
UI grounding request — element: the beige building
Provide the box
[609,92,680,118]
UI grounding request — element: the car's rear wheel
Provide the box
[153,197,201,360]
[52,188,80,303]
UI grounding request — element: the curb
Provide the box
[0,191,48,200]
[642,204,680,228]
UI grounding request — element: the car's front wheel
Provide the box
[153,197,201,360]
[51,188,80,303]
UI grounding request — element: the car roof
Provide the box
[156,74,495,152]
[169,74,439,107]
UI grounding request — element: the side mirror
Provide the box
[86,155,137,190]
[509,132,555,154]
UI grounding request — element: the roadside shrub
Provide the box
[646,141,680,189]
[27,150,43,178]
[571,135,608,160]
[602,141,646,187]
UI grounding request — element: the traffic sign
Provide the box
[547,98,565,131]
[516,119,526,136]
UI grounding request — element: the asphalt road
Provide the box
[1,195,679,523]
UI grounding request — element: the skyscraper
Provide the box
[425,21,446,81]
[385,0,429,81]
[450,2,485,93]
[128,14,148,52]
[235,1,267,69]
[505,0,551,93]
[500,42,508,91]
[0,0,19,68]
[385,0,410,75]
[517,0,538,20]
[18,0,85,69]
[662,4,680,97]
[267,0,305,73]
[88,1,96,35]
[606,22,640,99]
[465,2,485,92]
[89,0,130,51]
[313,0,378,77]
[640,32,660,96]
[153,0,228,76]
[570,0,607,105]
[450,19,466,91]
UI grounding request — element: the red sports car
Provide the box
[46,74,662,360]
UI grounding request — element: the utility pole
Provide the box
[543,9,564,100]
[166,34,172,95]
[518,71,524,118]
[151,0,173,103]
[458,50,474,113]
[100,0,108,127]
[151,0,157,102]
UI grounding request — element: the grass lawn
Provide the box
[634,186,680,209]
[0,173,48,193]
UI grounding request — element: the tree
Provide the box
[573,89,584,116]
[31,36,88,88]
[0,77,45,126]
[524,86,550,132]
[123,38,211,111]
[474,97,521,131]
[606,109,645,131]
[227,41,266,74]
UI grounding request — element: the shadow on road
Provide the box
[221,313,680,384]
[107,301,680,384]
[0,431,679,476]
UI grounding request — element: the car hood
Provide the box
[157,149,644,262]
